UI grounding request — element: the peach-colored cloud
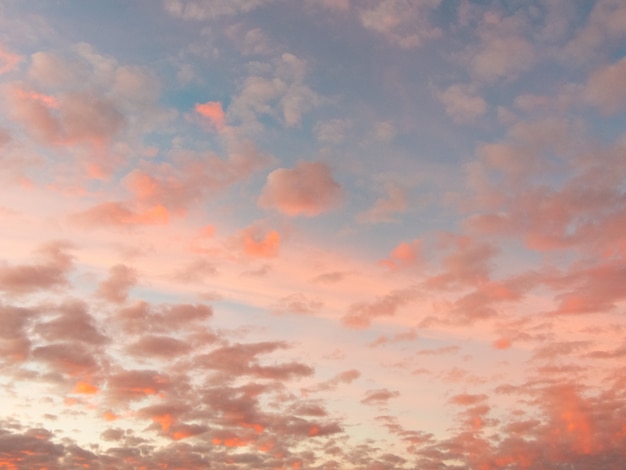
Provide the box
[468,11,535,82]
[238,225,281,258]
[72,202,170,227]
[123,143,271,213]
[195,100,226,129]
[0,45,20,75]
[380,239,422,269]
[258,161,342,216]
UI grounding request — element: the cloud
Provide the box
[272,293,323,315]
[258,161,342,216]
[34,300,108,345]
[358,0,442,49]
[361,388,400,406]
[237,225,281,258]
[71,202,171,227]
[4,83,125,146]
[564,0,626,61]
[164,0,276,20]
[228,53,321,129]
[585,56,626,114]
[314,118,351,144]
[96,264,138,304]
[438,84,487,123]
[123,142,271,213]
[0,241,74,295]
[466,11,535,82]
[357,182,408,224]
[342,287,417,329]
[380,239,422,269]
[0,45,20,75]
[195,100,226,130]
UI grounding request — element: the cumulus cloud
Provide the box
[258,161,342,216]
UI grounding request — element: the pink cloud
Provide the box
[258,161,342,216]
[238,225,281,258]
[585,56,626,114]
[195,100,226,130]
[72,202,170,227]
[0,45,20,75]
[0,241,73,295]
[358,0,441,49]
[272,293,323,315]
[380,239,422,269]
[342,287,417,329]
[4,83,124,146]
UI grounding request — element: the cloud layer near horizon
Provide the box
[1,1,626,469]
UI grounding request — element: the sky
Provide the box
[1,0,626,468]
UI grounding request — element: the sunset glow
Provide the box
[1,1,626,469]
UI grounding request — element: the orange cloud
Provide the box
[73,381,99,395]
[241,227,281,258]
[195,101,226,129]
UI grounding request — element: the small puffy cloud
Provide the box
[439,84,487,123]
[585,56,626,114]
[258,161,342,216]
[195,100,225,130]
[96,264,138,304]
